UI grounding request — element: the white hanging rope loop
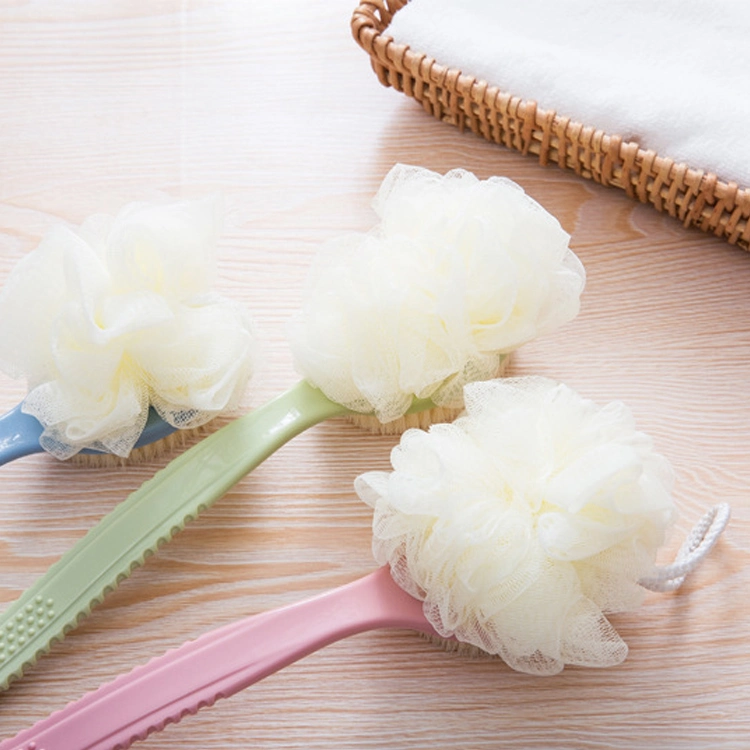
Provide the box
[639,503,731,593]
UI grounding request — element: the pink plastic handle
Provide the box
[1,567,434,750]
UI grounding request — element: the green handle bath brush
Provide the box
[0,380,438,690]
[0,381,343,689]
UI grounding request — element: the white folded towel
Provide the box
[388,0,750,186]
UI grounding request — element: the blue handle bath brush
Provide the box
[0,403,177,466]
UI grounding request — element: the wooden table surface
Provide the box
[0,2,747,748]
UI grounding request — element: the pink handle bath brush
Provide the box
[0,373,730,748]
[0,567,435,750]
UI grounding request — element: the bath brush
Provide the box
[0,194,257,466]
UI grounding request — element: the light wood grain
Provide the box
[0,2,747,748]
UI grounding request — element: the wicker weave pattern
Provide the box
[351,0,750,251]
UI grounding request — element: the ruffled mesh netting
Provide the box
[355,377,676,675]
[0,196,258,459]
[288,164,585,424]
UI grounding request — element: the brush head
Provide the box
[288,164,585,433]
[346,355,510,434]
[0,196,259,462]
[356,376,677,676]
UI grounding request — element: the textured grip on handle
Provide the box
[0,568,432,750]
[0,381,347,691]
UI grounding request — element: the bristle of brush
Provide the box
[347,405,464,435]
[418,632,498,660]
[69,420,224,467]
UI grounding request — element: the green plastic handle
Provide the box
[0,380,347,690]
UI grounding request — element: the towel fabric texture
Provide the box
[387,0,749,186]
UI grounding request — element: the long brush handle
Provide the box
[0,567,431,750]
[0,381,346,690]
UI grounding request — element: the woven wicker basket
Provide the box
[351,0,750,251]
